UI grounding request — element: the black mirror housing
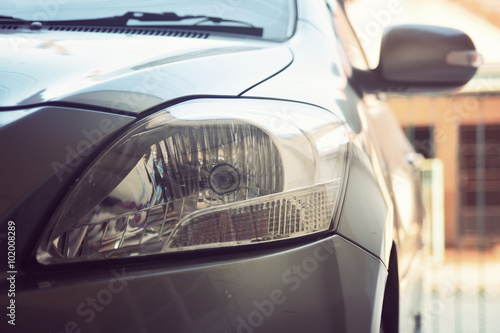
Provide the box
[356,24,482,94]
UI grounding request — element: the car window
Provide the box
[1,0,296,40]
[325,0,369,70]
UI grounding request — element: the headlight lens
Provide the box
[37,99,350,264]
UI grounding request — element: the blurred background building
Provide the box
[345,0,500,332]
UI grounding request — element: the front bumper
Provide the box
[8,235,386,333]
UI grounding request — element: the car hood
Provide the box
[0,31,293,113]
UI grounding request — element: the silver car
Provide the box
[0,0,480,332]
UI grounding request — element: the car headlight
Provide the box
[36,99,350,264]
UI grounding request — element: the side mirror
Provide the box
[355,24,483,94]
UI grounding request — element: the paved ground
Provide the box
[420,248,500,333]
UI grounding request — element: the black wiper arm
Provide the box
[0,15,24,21]
[118,12,256,26]
[0,12,263,36]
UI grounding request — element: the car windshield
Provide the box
[1,0,296,40]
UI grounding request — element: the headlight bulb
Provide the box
[209,164,240,195]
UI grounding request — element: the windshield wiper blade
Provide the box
[0,11,264,37]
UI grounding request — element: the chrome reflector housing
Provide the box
[37,99,350,264]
